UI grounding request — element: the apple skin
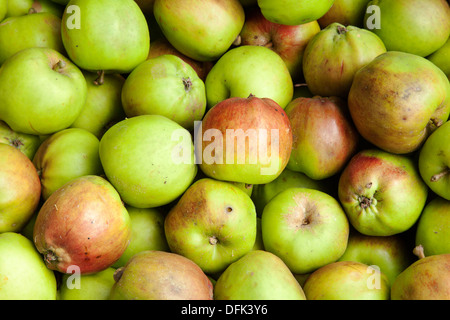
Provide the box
[0,232,57,300]
[6,0,63,18]
[303,260,390,300]
[0,144,41,233]
[261,187,350,274]
[198,95,293,185]
[205,45,294,110]
[428,36,450,80]
[0,120,41,160]
[61,0,150,74]
[0,47,87,135]
[99,115,197,209]
[239,6,320,81]
[33,175,131,275]
[348,51,450,155]
[121,55,206,131]
[257,0,335,25]
[164,178,257,274]
[338,149,429,236]
[318,0,371,28]
[391,253,450,300]
[153,0,245,62]
[364,0,450,57]
[285,96,360,180]
[418,120,450,200]
[214,250,306,300]
[0,0,6,21]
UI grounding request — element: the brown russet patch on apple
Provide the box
[283,192,319,231]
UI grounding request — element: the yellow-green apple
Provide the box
[153,0,245,62]
[205,45,294,109]
[285,96,360,180]
[0,0,6,21]
[109,251,214,300]
[428,36,450,79]
[239,6,320,81]
[0,11,64,65]
[32,128,103,200]
[391,253,450,300]
[99,115,197,208]
[302,23,386,98]
[303,260,390,300]
[197,95,293,185]
[257,0,335,25]
[5,0,63,18]
[0,47,87,135]
[121,55,206,131]
[61,0,150,74]
[318,0,371,27]
[0,120,41,160]
[418,120,450,200]
[0,144,41,233]
[261,187,349,274]
[348,51,450,154]
[214,250,306,300]
[415,197,450,256]
[33,175,131,274]
[0,232,57,300]
[338,149,429,236]
[363,0,450,57]
[164,178,257,274]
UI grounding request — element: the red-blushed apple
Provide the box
[318,0,371,28]
[33,175,131,275]
[0,120,41,160]
[338,149,429,236]
[285,96,359,180]
[239,6,320,80]
[197,95,293,185]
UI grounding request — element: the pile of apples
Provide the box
[0,0,449,301]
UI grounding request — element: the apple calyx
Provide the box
[113,267,125,282]
[52,60,66,72]
[8,137,24,148]
[182,77,192,93]
[43,250,60,267]
[430,167,450,182]
[209,235,219,245]
[413,244,426,259]
[93,70,105,86]
[336,25,348,35]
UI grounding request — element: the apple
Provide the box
[0,120,41,160]
[109,250,214,300]
[153,0,245,62]
[214,250,306,300]
[0,232,57,300]
[33,175,131,274]
[428,36,450,79]
[61,0,150,74]
[99,115,197,208]
[338,149,429,236]
[363,0,450,57]
[197,95,293,185]
[5,0,63,18]
[318,0,371,28]
[0,0,6,21]
[348,51,450,154]
[164,178,257,274]
[0,47,87,135]
[285,96,360,180]
[257,0,335,25]
[261,187,350,274]
[32,128,103,200]
[239,6,321,80]
[303,260,390,300]
[418,120,450,200]
[205,45,294,110]
[121,54,207,131]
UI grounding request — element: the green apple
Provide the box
[205,45,294,109]
[303,260,390,300]
[338,149,429,236]
[59,267,116,300]
[70,71,126,139]
[121,55,206,130]
[0,0,6,22]
[364,0,450,57]
[164,178,257,274]
[318,0,371,27]
[428,36,450,79]
[0,47,87,135]
[61,0,150,74]
[99,115,197,208]
[261,187,349,274]
[0,144,41,233]
[0,232,57,300]
[0,120,41,160]
[415,197,450,256]
[113,206,169,268]
[153,0,245,62]
[214,250,306,300]
[6,0,63,18]
[418,120,450,200]
[32,128,103,200]
[257,0,335,25]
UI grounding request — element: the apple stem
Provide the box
[52,60,66,72]
[94,70,105,86]
[429,117,444,129]
[430,167,450,182]
[413,245,426,259]
[264,42,273,49]
[294,83,308,87]
[113,267,125,282]
[233,35,241,46]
